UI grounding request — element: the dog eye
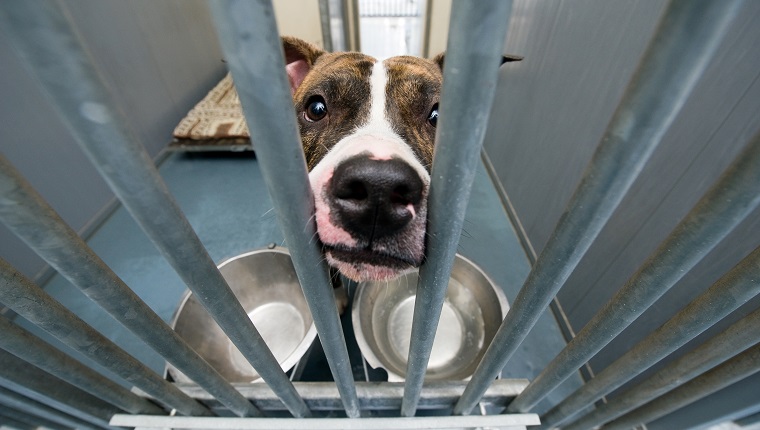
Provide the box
[427,103,438,127]
[305,96,328,122]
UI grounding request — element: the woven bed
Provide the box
[170,73,253,151]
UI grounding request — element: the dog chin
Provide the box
[323,246,421,282]
[326,254,412,282]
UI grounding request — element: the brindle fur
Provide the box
[384,56,442,170]
[283,38,443,172]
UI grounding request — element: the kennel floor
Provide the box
[12,151,583,415]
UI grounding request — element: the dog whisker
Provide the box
[303,213,317,234]
[259,207,275,219]
[308,229,321,245]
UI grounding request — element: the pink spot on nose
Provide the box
[310,166,357,248]
[406,203,416,218]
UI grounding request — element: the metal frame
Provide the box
[0,155,261,418]
[155,380,528,412]
[400,0,513,417]
[207,0,360,418]
[541,240,760,428]
[0,0,758,429]
[0,259,206,416]
[455,0,744,415]
[604,343,760,430]
[564,307,760,430]
[0,386,104,430]
[318,0,334,52]
[110,413,539,430]
[0,350,118,428]
[0,0,306,419]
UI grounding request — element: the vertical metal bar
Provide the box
[0,155,261,418]
[0,316,160,415]
[207,0,360,417]
[563,307,760,430]
[604,343,760,430]
[318,0,334,52]
[453,0,743,415]
[0,259,208,416]
[0,386,105,430]
[421,0,433,58]
[515,131,760,422]
[401,0,513,417]
[327,0,347,52]
[0,350,118,428]
[347,0,362,51]
[341,0,353,51]
[540,243,760,428]
[0,1,309,418]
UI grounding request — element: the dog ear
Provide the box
[431,52,523,70]
[282,36,325,95]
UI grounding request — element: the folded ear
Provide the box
[282,36,325,95]
[432,52,523,70]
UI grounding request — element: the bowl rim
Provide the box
[351,253,509,381]
[166,246,318,383]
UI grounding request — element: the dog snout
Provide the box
[328,156,424,241]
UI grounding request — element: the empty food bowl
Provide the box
[167,247,316,383]
[352,254,509,381]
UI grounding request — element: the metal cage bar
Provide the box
[109,413,540,430]
[0,316,159,416]
[0,386,104,430]
[172,380,528,412]
[0,155,261,418]
[0,406,69,430]
[0,350,118,428]
[454,0,743,415]
[540,241,760,428]
[563,307,760,430]
[604,343,760,430]
[0,259,207,416]
[401,0,513,416]
[530,128,760,425]
[0,1,309,419]
[318,0,334,52]
[0,0,757,427]
[206,0,360,418]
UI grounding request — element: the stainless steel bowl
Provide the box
[352,254,509,381]
[167,247,317,383]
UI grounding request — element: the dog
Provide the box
[281,37,519,282]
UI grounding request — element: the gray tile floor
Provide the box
[14,151,582,415]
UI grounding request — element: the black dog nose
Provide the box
[328,156,424,241]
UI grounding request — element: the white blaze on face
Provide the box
[309,61,430,189]
[308,60,431,281]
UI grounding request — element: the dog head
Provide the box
[282,37,518,282]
